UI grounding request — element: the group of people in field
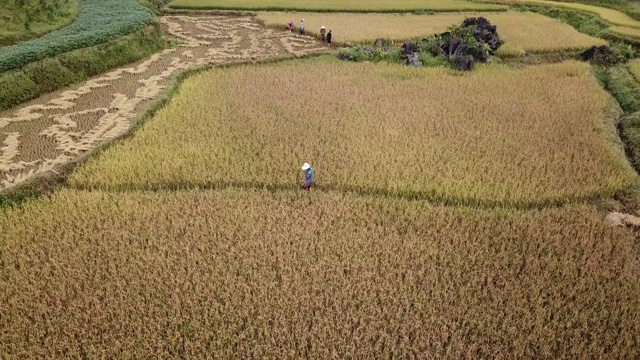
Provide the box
[286,19,332,47]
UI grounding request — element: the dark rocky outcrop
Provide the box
[580,45,614,65]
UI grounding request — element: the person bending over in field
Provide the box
[301,162,314,190]
[300,19,305,35]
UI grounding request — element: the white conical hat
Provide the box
[301,163,310,170]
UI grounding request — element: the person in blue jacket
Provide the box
[301,162,314,190]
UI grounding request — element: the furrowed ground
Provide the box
[1,189,638,358]
[168,0,506,12]
[71,59,636,207]
[257,11,607,54]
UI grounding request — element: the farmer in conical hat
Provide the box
[300,19,305,35]
[301,162,314,190]
[320,25,326,42]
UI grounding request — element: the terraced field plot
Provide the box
[0,15,325,190]
[71,60,635,206]
[168,0,506,11]
[490,0,640,28]
[257,11,607,54]
[608,25,640,40]
[1,189,638,358]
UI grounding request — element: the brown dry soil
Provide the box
[0,15,326,190]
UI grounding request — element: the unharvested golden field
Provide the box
[168,0,505,11]
[71,60,636,206]
[1,188,639,358]
[491,0,640,28]
[608,25,640,41]
[256,11,607,54]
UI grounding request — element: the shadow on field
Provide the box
[71,180,611,210]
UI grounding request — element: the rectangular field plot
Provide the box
[70,60,636,206]
[1,189,639,358]
[256,12,607,54]
[168,0,506,12]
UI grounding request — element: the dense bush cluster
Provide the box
[0,0,154,72]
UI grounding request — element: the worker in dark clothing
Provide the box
[301,162,314,190]
[327,30,332,48]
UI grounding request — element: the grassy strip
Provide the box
[0,0,79,47]
[509,4,608,37]
[0,25,167,113]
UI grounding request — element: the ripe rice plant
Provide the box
[491,0,640,28]
[256,11,607,53]
[630,59,640,82]
[0,189,638,358]
[168,0,506,12]
[70,60,636,206]
[607,25,640,40]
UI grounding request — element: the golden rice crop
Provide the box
[629,59,640,82]
[70,60,636,206]
[1,188,638,358]
[608,25,640,40]
[492,0,640,28]
[168,0,506,11]
[256,11,607,53]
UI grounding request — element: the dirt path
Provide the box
[0,15,326,190]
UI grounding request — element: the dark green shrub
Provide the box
[23,57,77,92]
[0,71,39,110]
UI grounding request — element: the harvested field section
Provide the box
[168,0,505,11]
[71,60,636,206]
[0,15,326,191]
[1,189,639,358]
[257,12,607,53]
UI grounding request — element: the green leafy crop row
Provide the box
[0,0,154,72]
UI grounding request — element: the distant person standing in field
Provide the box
[300,19,305,35]
[320,25,326,42]
[327,30,332,47]
[301,163,314,190]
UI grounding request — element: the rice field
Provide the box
[1,188,639,358]
[492,0,640,28]
[256,11,607,54]
[70,60,636,206]
[608,25,640,41]
[168,0,506,12]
